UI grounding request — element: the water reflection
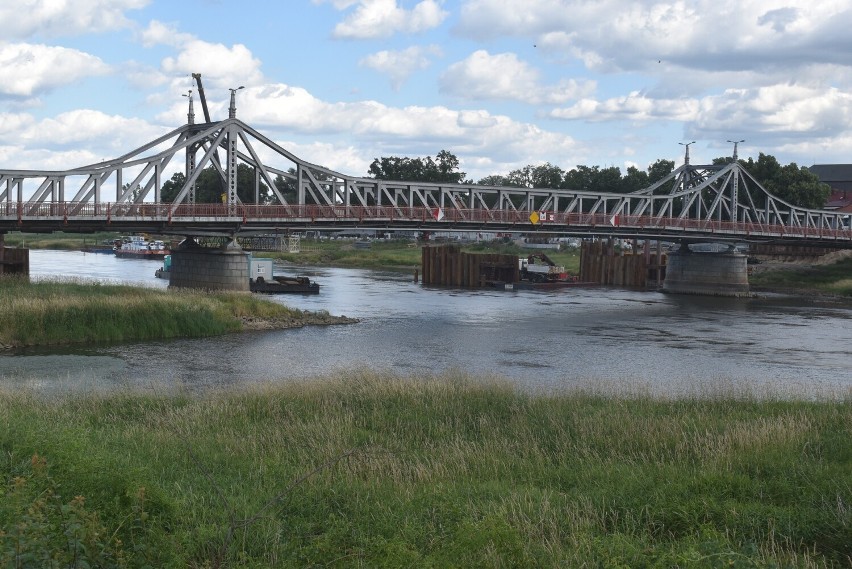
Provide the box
[1,249,850,398]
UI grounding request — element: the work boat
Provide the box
[113,236,170,259]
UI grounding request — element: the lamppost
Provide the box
[727,139,745,222]
[679,141,696,165]
[228,85,245,119]
[727,139,745,161]
[183,90,194,125]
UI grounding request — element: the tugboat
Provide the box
[114,236,169,259]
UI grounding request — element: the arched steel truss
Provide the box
[1,117,850,242]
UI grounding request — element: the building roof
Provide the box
[808,164,852,182]
[826,189,852,209]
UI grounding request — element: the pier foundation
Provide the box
[663,245,749,297]
[169,238,250,291]
[0,234,29,277]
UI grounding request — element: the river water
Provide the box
[1,249,850,398]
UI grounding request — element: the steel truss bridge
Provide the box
[1,112,851,247]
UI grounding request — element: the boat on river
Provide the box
[155,254,320,293]
[154,254,171,278]
[114,236,169,259]
[249,275,320,294]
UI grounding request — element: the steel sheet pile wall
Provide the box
[421,245,517,287]
[0,244,29,276]
[579,240,666,288]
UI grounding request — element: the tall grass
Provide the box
[1,371,849,567]
[0,278,304,347]
[3,231,122,250]
[751,258,852,297]
[270,239,583,273]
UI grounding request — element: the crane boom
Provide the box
[191,73,212,123]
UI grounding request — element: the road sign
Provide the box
[529,211,540,225]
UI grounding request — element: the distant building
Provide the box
[808,165,852,212]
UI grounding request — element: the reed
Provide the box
[0,278,305,347]
[1,371,848,567]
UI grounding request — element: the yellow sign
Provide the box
[529,211,540,225]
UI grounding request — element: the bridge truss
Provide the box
[1,114,850,244]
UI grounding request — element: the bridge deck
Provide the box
[1,202,850,244]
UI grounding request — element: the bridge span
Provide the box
[2,98,851,295]
[0,108,850,245]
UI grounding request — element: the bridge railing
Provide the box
[2,201,851,241]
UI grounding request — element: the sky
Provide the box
[2,0,852,185]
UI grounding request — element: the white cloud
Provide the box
[691,85,852,139]
[331,0,448,39]
[457,0,852,75]
[20,110,167,154]
[161,40,264,88]
[359,45,442,89]
[219,82,579,178]
[440,50,595,104]
[0,113,36,136]
[550,92,699,122]
[138,20,194,48]
[0,43,110,98]
[1,0,149,39]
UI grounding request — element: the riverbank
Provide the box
[1,371,848,567]
[750,253,852,299]
[0,278,356,349]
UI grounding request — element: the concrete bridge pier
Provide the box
[169,237,250,291]
[663,242,750,297]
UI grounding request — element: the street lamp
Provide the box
[679,141,696,165]
[228,85,245,119]
[182,90,194,125]
[727,139,745,161]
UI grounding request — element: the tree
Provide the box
[531,163,564,188]
[368,150,466,183]
[477,175,510,186]
[160,172,186,202]
[620,166,649,193]
[647,159,675,184]
[506,165,534,188]
[739,154,829,209]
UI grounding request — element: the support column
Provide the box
[663,243,749,297]
[169,238,250,291]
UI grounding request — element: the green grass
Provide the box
[3,231,123,250]
[270,239,582,273]
[0,278,309,348]
[750,258,852,297]
[1,372,849,567]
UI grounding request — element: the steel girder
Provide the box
[1,118,849,235]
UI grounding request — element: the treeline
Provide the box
[369,150,831,209]
[156,149,830,210]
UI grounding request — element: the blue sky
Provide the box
[2,0,852,183]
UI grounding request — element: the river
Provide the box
[1,249,850,398]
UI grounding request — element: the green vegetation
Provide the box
[1,372,849,567]
[751,258,852,297]
[270,238,582,273]
[3,231,121,250]
[0,278,321,348]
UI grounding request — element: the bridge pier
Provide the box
[168,238,250,292]
[663,243,749,297]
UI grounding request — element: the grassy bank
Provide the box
[0,372,849,567]
[272,238,582,273]
[3,231,122,251]
[750,257,852,297]
[0,278,348,348]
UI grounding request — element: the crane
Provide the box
[191,73,212,123]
